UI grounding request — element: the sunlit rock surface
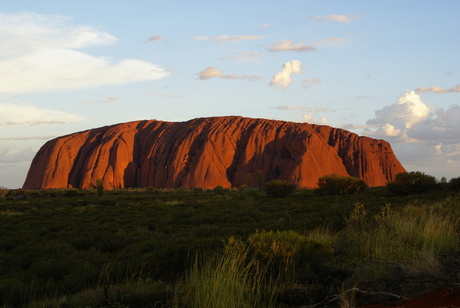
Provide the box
[23,116,405,189]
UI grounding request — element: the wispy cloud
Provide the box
[302,78,321,89]
[198,67,262,81]
[267,40,317,52]
[308,14,361,23]
[0,12,170,94]
[147,35,164,42]
[83,97,121,103]
[0,136,55,141]
[258,23,275,30]
[269,60,302,90]
[273,106,330,112]
[0,103,84,126]
[191,35,265,42]
[220,51,264,61]
[415,83,460,94]
[313,37,347,47]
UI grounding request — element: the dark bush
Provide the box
[213,185,226,195]
[96,179,104,196]
[192,186,203,193]
[449,177,460,191]
[386,171,437,195]
[264,180,296,198]
[315,174,368,195]
[64,189,81,197]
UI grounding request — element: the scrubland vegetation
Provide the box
[0,173,459,307]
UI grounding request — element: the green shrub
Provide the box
[449,177,460,191]
[386,171,437,195]
[315,174,368,195]
[263,180,296,198]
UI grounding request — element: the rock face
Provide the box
[23,116,405,190]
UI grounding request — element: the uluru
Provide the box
[23,116,405,190]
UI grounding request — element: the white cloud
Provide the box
[198,66,262,81]
[359,91,460,144]
[270,60,302,90]
[266,40,317,52]
[273,106,331,124]
[0,103,84,126]
[302,107,329,125]
[219,51,264,61]
[367,91,431,131]
[302,78,321,89]
[415,83,460,94]
[0,12,170,94]
[308,14,361,23]
[191,35,264,42]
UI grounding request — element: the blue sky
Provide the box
[1,0,459,188]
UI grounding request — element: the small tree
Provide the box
[213,185,226,195]
[96,179,104,196]
[449,177,460,191]
[263,179,296,198]
[386,171,437,195]
[315,174,368,195]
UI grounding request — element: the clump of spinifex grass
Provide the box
[338,202,459,278]
[174,241,278,308]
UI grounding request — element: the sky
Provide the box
[1,0,459,188]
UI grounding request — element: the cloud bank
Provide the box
[0,12,170,94]
[0,147,36,164]
[270,60,302,89]
[343,91,460,178]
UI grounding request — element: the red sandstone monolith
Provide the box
[23,116,405,189]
